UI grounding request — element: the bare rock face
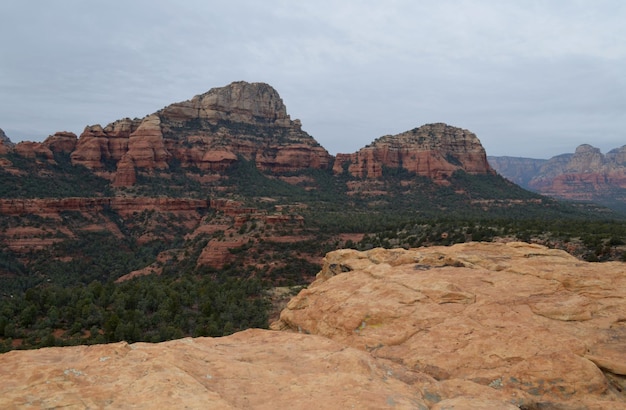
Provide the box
[43,131,78,153]
[71,118,141,170]
[159,81,332,173]
[65,82,331,182]
[0,128,14,154]
[273,242,626,409]
[487,156,547,187]
[0,329,429,409]
[125,114,170,169]
[333,123,494,180]
[492,144,626,206]
[111,154,137,187]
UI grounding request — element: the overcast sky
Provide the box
[1,1,624,158]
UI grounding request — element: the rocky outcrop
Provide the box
[0,329,430,409]
[0,128,14,154]
[334,123,494,180]
[43,131,78,153]
[4,84,495,188]
[70,118,141,170]
[2,242,625,409]
[491,144,626,208]
[67,82,332,181]
[273,242,626,409]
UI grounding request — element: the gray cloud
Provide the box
[1,0,625,158]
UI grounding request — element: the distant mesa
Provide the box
[490,143,626,211]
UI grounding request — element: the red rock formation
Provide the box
[14,141,54,161]
[58,82,332,183]
[526,144,626,201]
[70,119,140,169]
[333,123,494,180]
[0,197,209,216]
[491,144,626,206]
[126,115,170,169]
[111,154,137,187]
[0,128,15,155]
[43,131,78,153]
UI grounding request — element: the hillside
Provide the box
[1,81,625,352]
[490,143,626,213]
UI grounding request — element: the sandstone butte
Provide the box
[0,82,494,187]
[1,242,625,409]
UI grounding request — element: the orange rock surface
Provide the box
[273,242,626,408]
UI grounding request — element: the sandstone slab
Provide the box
[273,242,626,408]
[0,329,429,409]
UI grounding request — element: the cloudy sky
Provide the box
[1,0,624,158]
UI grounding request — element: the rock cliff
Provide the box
[333,123,494,180]
[491,144,626,210]
[67,81,332,184]
[5,83,498,189]
[0,128,14,153]
[487,156,547,187]
[2,242,625,409]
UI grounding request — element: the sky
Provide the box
[1,1,625,159]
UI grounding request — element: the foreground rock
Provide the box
[2,242,625,409]
[273,242,626,409]
[0,329,428,409]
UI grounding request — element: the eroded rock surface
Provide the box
[273,242,626,409]
[0,329,428,409]
[333,123,494,180]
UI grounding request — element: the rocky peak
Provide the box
[159,81,292,127]
[66,82,331,182]
[606,146,626,166]
[0,128,15,155]
[43,131,78,153]
[0,128,14,147]
[567,144,605,172]
[333,123,494,180]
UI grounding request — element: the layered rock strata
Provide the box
[67,82,332,185]
[491,144,626,204]
[333,123,494,180]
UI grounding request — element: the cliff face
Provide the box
[334,123,494,180]
[487,156,547,187]
[5,83,495,188]
[491,144,626,208]
[2,242,625,409]
[67,81,332,184]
